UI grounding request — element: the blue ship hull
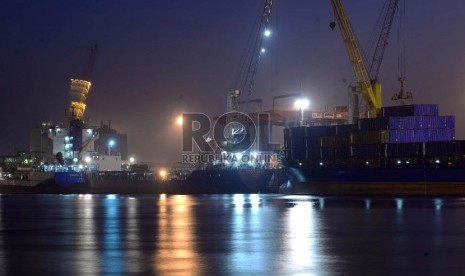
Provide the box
[281,165,465,196]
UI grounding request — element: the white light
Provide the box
[406,161,410,164]
[86,129,92,135]
[78,164,83,169]
[176,115,183,126]
[435,160,440,164]
[84,156,91,163]
[159,169,167,178]
[294,98,310,110]
[73,158,78,163]
[298,162,302,166]
[109,140,115,147]
[260,48,266,53]
[366,161,369,165]
[264,29,271,37]
[129,157,135,163]
[319,162,323,166]
[397,160,401,164]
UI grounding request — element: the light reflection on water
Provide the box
[103,194,124,274]
[155,195,202,275]
[284,201,316,273]
[0,196,5,275]
[75,194,99,275]
[0,195,465,274]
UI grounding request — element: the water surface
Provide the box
[1,194,464,275]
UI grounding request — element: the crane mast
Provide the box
[330,0,382,117]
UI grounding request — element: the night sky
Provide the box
[1,0,465,164]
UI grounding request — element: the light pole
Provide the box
[294,98,310,126]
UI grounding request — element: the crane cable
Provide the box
[392,0,412,102]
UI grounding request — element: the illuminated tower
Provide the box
[69,79,92,120]
[69,44,98,121]
[68,44,98,154]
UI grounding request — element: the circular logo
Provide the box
[213,112,256,153]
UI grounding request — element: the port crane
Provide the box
[329,0,398,118]
[229,0,273,112]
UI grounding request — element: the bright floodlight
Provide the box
[295,98,310,126]
[294,98,310,110]
[109,140,115,147]
[129,157,135,163]
[176,115,183,126]
[159,169,167,179]
[264,29,271,37]
[84,156,91,163]
[260,48,266,53]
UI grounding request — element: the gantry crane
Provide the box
[330,0,398,118]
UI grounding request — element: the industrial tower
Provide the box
[69,44,98,120]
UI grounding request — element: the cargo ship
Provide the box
[0,166,280,194]
[281,104,465,196]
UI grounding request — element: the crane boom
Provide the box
[369,0,398,80]
[330,0,382,116]
[232,0,273,104]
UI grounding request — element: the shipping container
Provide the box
[385,143,422,158]
[428,129,454,142]
[389,129,416,143]
[305,125,337,138]
[290,137,305,149]
[289,127,305,138]
[320,136,341,148]
[458,140,465,155]
[336,124,357,135]
[290,148,305,161]
[358,118,389,130]
[382,104,439,117]
[351,144,384,158]
[351,130,390,144]
[335,147,351,159]
[306,148,321,160]
[413,129,429,143]
[321,148,335,160]
[423,141,461,157]
[305,136,321,148]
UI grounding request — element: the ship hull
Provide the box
[281,166,465,196]
[0,169,278,194]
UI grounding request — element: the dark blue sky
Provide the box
[1,0,465,163]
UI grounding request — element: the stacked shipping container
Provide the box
[285,104,462,161]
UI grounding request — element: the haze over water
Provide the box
[0,194,464,275]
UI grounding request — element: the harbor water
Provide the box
[1,194,465,275]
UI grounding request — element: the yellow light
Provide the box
[159,169,167,178]
[176,115,183,126]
